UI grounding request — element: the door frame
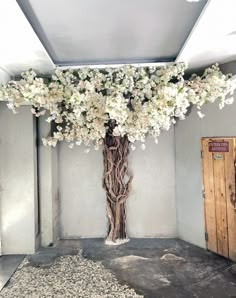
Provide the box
[201,136,236,261]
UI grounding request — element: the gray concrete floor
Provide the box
[0,255,24,291]
[1,239,236,297]
[28,239,236,298]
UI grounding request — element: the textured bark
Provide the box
[103,134,133,243]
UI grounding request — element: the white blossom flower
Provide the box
[84,148,91,153]
[42,138,48,146]
[140,143,146,150]
[197,111,205,118]
[76,140,82,146]
[69,143,74,149]
[130,144,136,151]
[225,97,234,105]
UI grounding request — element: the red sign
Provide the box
[208,141,229,152]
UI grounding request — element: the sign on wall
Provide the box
[208,141,229,152]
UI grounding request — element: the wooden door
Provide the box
[202,138,236,261]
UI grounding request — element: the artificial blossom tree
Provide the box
[0,63,235,244]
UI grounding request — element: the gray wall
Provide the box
[0,103,39,254]
[59,142,107,238]
[38,117,59,246]
[0,68,10,254]
[127,131,176,237]
[59,129,177,238]
[0,68,10,83]
[175,61,236,247]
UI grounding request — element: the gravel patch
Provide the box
[0,250,142,298]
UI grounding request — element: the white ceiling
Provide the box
[16,0,207,66]
[0,0,236,78]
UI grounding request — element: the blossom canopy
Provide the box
[0,63,235,149]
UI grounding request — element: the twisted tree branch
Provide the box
[103,134,133,242]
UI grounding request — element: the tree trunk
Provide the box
[102,134,133,243]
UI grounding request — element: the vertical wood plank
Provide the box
[202,139,217,253]
[225,138,236,261]
[213,140,228,258]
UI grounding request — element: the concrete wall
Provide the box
[0,103,39,254]
[59,142,107,238]
[127,131,176,237]
[175,61,236,248]
[38,116,59,246]
[0,68,10,254]
[59,129,177,238]
[0,68,10,83]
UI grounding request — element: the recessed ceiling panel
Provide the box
[17,0,207,65]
